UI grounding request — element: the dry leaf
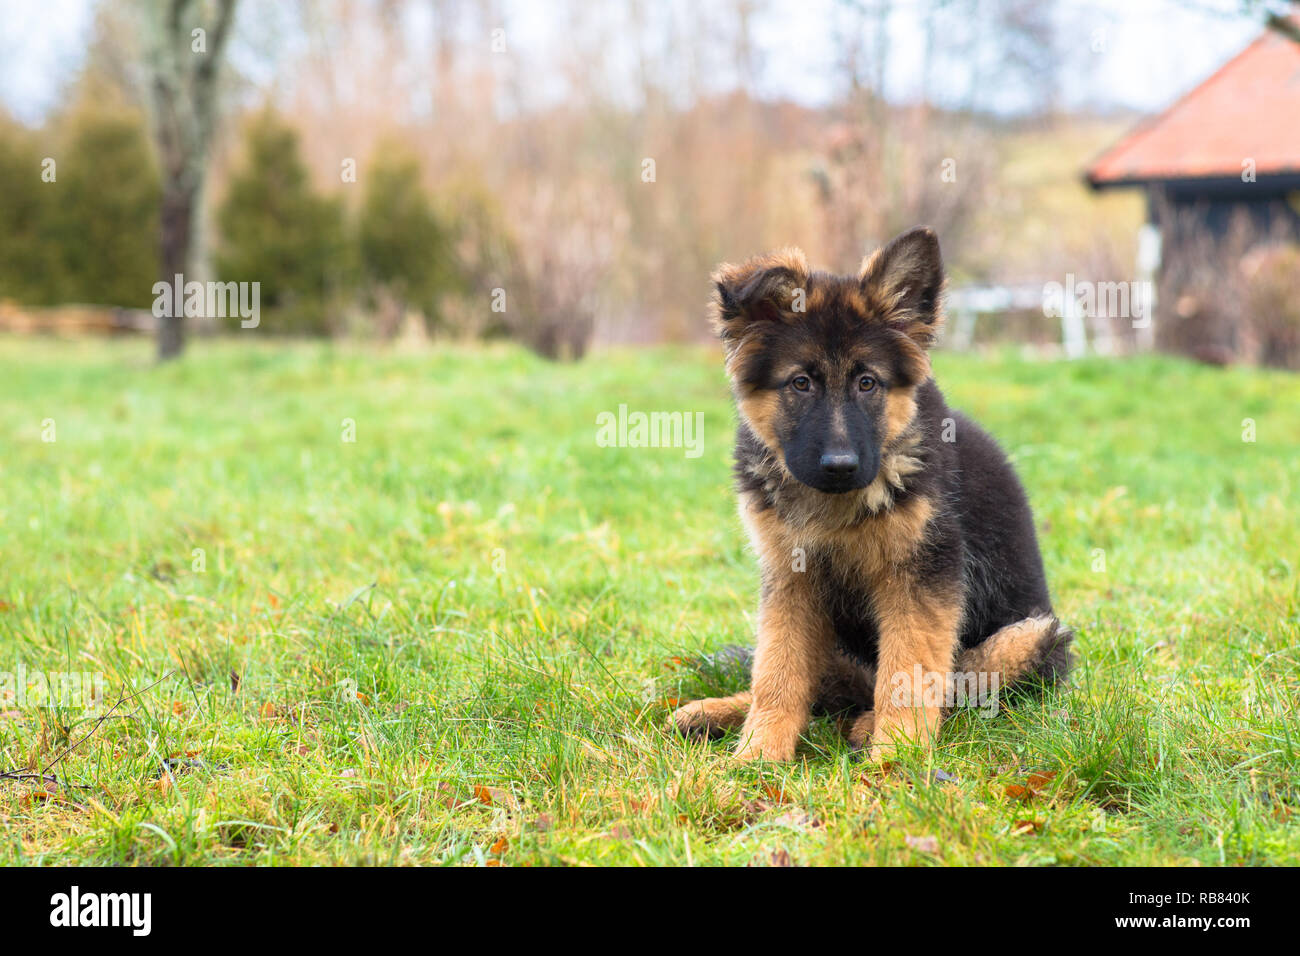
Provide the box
[20,789,59,808]
[1005,784,1031,801]
[259,702,277,718]
[489,836,509,855]
[172,701,185,716]
[859,760,897,787]
[474,785,512,807]
[761,781,789,804]
[1012,819,1042,836]
[1027,770,1058,791]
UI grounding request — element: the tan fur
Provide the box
[883,384,919,443]
[736,389,782,453]
[724,494,944,761]
[843,711,875,749]
[714,247,809,289]
[733,568,834,762]
[711,247,809,348]
[867,586,961,759]
[743,489,934,569]
[858,233,948,350]
[959,614,1057,684]
[672,692,752,738]
[674,617,1059,752]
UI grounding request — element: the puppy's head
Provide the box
[711,227,944,494]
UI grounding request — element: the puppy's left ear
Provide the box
[859,226,945,349]
[710,247,809,350]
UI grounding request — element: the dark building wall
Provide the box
[1148,176,1300,361]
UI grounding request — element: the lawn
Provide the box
[0,336,1297,866]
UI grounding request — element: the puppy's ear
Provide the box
[859,227,945,349]
[710,247,809,348]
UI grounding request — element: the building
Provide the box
[1087,23,1300,363]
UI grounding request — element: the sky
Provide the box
[0,0,1269,123]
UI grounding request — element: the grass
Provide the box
[0,336,1297,866]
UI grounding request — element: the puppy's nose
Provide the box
[820,451,859,475]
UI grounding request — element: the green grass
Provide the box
[1,337,1297,866]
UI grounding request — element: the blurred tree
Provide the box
[1228,0,1300,43]
[215,110,351,335]
[358,150,462,335]
[139,0,238,359]
[0,105,159,309]
[0,116,62,305]
[47,106,161,308]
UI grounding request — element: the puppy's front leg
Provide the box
[869,584,960,760]
[734,574,832,763]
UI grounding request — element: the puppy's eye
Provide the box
[791,375,812,392]
[859,375,877,392]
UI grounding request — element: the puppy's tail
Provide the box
[957,614,1073,687]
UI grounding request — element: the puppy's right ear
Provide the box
[710,247,809,349]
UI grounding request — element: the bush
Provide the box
[215,110,352,335]
[502,181,621,360]
[1242,244,1300,370]
[0,116,61,305]
[51,108,161,307]
[0,107,159,308]
[357,150,463,335]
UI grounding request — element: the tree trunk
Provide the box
[142,0,238,361]
[158,180,195,360]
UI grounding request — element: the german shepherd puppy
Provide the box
[672,227,1072,761]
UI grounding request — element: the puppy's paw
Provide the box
[733,724,798,763]
[733,740,794,763]
[842,710,875,751]
[670,693,751,741]
[867,742,895,763]
[670,700,716,739]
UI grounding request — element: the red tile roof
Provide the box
[1087,25,1300,187]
